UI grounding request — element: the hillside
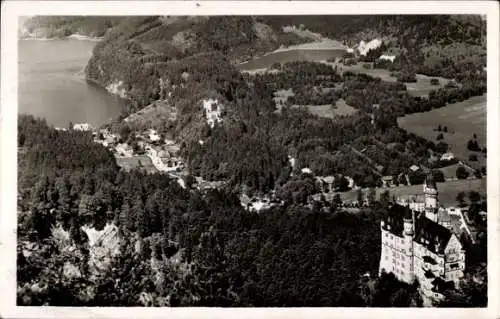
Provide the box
[79,15,487,192]
[82,15,485,106]
[16,15,488,307]
[84,16,309,108]
[20,16,125,39]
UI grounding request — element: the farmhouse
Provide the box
[440,152,455,161]
[301,167,313,174]
[409,165,420,172]
[148,129,161,142]
[381,175,394,187]
[316,176,335,193]
[73,123,93,131]
[357,39,382,56]
[378,54,396,62]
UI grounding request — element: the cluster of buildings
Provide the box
[202,99,224,128]
[314,175,356,193]
[142,136,184,173]
[379,174,469,306]
[239,193,284,213]
[92,126,185,173]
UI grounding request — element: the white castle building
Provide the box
[379,175,465,305]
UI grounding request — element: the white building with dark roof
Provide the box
[379,175,465,305]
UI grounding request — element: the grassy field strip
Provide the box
[333,178,486,207]
[398,95,487,170]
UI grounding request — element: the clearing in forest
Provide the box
[116,155,159,173]
[398,94,486,170]
[291,99,357,119]
[334,178,486,207]
[323,61,451,98]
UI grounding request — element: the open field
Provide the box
[124,100,177,129]
[237,48,346,71]
[334,178,486,207]
[440,163,476,180]
[323,61,451,98]
[292,99,357,119]
[398,94,486,170]
[406,74,451,98]
[116,155,158,174]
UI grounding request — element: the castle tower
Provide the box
[402,206,415,283]
[403,206,414,236]
[423,173,438,222]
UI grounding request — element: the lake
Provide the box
[18,38,125,127]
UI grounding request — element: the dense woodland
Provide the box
[18,115,433,306]
[21,16,125,38]
[18,15,488,307]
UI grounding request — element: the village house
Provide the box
[440,152,455,161]
[73,123,93,131]
[301,167,313,175]
[381,175,394,188]
[378,54,397,62]
[409,165,420,172]
[315,176,335,193]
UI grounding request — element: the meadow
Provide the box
[397,94,487,170]
[292,99,357,119]
[329,62,451,97]
[116,155,158,174]
[333,178,486,207]
[237,48,346,71]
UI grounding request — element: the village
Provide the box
[69,118,487,222]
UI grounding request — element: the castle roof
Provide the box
[382,204,453,255]
[381,204,411,237]
[414,216,452,255]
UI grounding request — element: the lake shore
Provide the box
[19,33,103,42]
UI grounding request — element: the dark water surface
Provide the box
[18,39,124,127]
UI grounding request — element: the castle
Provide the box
[379,174,465,305]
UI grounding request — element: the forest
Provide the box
[21,16,125,38]
[18,115,431,306]
[17,15,488,307]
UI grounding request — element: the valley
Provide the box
[15,15,488,308]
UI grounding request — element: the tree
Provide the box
[430,78,440,85]
[474,170,482,179]
[119,124,131,142]
[436,133,444,141]
[436,141,449,153]
[456,166,469,179]
[334,175,349,192]
[456,192,466,207]
[356,189,363,206]
[379,190,391,208]
[469,154,478,161]
[432,169,445,183]
[333,194,343,207]
[467,139,480,151]
[480,166,486,175]
[468,191,481,204]
[367,188,376,205]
